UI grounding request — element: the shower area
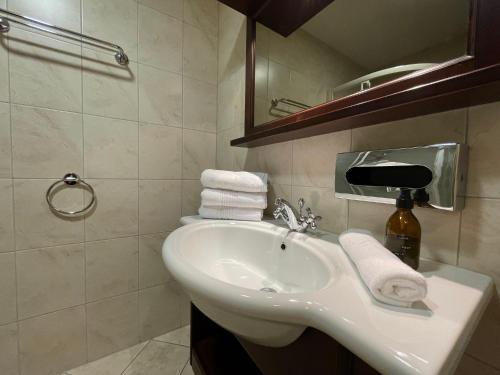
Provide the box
[0,1,218,374]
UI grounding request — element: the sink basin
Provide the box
[163,220,338,346]
[163,218,493,375]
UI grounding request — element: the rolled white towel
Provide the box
[201,188,267,209]
[338,229,427,307]
[201,169,268,193]
[199,206,263,221]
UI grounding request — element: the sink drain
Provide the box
[259,287,277,293]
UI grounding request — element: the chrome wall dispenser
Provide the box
[335,143,468,211]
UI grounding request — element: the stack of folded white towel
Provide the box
[198,169,268,221]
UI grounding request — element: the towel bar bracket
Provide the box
[0,17,9,32]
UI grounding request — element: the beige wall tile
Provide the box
[0,323,19,375]
[138,6,182,72]
[122,341,189,375]
[415,208,460,265]
[19,306,86,375]
[217,70,245,132]
[455,354,500,375]
[139,282,182,340]
[0,35,8,102]
[467,102,500,198]
[184,0,218,36]
[84,115,138,179]
[292,186,347,234]
[0,253,16,325]
[8,28,82,112]
[0,103,11,178]
[139,180,181,234]
[86,237,139,302]
[459,198,500,288]
[181,180,202,216]
[216,127,248,171]
[217,4,245,83]
[138,65,182,127]
[82,0,138,61]
[138,0,183,19]
[17,244,85,319]
[9,0,81,31]
[0,180,14,252]
[183,23,217,84]
[182,130,216,179]
[86,292,140,361]
[67,342,147,375]
[351,109,467,151]
[348,200,394,242]
[183,77,217,133]
[246,142,292,186]
[84,179,138,241]
[178,285,191,326]
[139,233,171,288]
[82,49,138,121]
[11,105,83,178]
[139,124,182,179]
[14,179,84,250]
[292,131,350,188]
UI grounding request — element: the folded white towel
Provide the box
[338,229,427,307]
[199,206,263,221]
[201,169,268,193]
[201,188,267,209]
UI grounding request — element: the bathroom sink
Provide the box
[163,220,338,346]
[163,219,493,375]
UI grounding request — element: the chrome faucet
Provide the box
[273,197,322,233]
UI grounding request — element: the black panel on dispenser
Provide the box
[345,165,433,189]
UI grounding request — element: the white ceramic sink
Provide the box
[163,220,338,346]
[163,218,493,375]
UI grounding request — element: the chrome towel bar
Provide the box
[0,7,129,65]
[269,97,311,117]
[46,173,96,218]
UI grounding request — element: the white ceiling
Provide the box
[301,0,470,70]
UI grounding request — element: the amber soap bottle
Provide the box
[384,189,421,270]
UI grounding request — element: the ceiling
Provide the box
[301,0,470,70]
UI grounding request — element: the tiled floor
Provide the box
[63,326,193,375]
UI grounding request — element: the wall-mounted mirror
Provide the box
[225,0,500,147]
[254,0,470,125]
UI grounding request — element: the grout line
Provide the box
[465,353,500,372]
[5,18,24,373]
[119,340,151,375]
[79,0,89,359]
[179,357,190,375]
[136,0,142,348]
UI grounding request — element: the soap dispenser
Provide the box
[385,189,421,270]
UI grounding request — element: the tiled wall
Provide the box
[217,5,500,374]
[0,0,217,374]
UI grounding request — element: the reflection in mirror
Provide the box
[254,0,470,126]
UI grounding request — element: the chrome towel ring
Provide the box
[46,173,96,217]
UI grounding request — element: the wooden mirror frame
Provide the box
[231,0,500,147]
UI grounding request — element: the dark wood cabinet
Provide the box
[217,0,333,37]
[190,304,380,375]
[222,0,500,147]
